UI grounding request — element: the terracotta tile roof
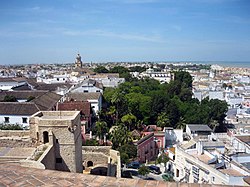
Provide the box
[0,163,235,186]
[32,92,62,110]
[66,92,101,101]
[58,101,91,117]
[35,83,73,91]
[0,102,40,115]
[0,90,48,101]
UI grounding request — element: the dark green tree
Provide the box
[138,166,150,178]
[93,66,109,73]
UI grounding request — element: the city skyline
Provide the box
[0,0,250,64]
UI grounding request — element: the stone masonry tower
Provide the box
[29,111,83,173]
[75,53,83,68]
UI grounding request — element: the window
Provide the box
[4,117,9,123]
[212,177,215,182]
[84,90,88,93]
[56,158,62,163]
[57,78,59,81]
[96,90,100,92]
[176,169,179,177]
[22,117,27,124]
[56,139,59,143]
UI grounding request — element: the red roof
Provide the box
[58,101,91,118]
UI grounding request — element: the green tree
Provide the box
[94,121,108,141]
[93,66,109,73]
[121,113,137,131]
[110,125,132,149]
[118,144,137,164]
[138,165,150,178]
[157,112,171,128]
[156,151,169,173]
[111,90,128,124]
[174,71,193,88]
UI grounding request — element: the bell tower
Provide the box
[75,53,82,68]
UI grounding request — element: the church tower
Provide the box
[75,53,83,68]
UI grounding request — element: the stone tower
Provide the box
[75,53,83,68]
[29,111,83,173]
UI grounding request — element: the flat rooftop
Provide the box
[32,111,80,120]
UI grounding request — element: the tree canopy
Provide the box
[102,70,228,131]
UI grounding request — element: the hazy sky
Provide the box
[0,0,250,64]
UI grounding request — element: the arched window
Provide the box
[43,131,49,144]
[87,161,93,167]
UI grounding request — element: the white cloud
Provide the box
[62,29,165,43]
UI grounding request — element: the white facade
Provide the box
[0,115,30,128]
[37,74,70,84]
[87,97,102,115]
[174,146,248,185]
[92,77,125,88]
[0,81,26,91]
[71,85,102,94]
[209,91,224,100]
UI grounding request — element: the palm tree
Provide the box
[111,90,125,124]
[110,125,132,149]
[95,121,108,141]
[176,117,186,129]
[157,112,171,128]
[121,113,137,131]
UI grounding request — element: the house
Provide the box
[0,102,39,128]
[57,101,92,143]
[0,78,27,91]
[90,73,125,88]
[186,124,212,138]
[173,139,250,185]
[0,91,62,127]
[135,133,157,163]
[164,127,183,148]
[66,92,102,115]
[71,79,103,94]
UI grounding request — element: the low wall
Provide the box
[82,146,111,156]
[82,146,111,168]
[39,145,55,170]
[0,130,30,137]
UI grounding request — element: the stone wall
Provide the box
[0,130,30,137]
[0,139,34,147]
[39,145,55,170]
[29,111,83,173]
[109,149,121,178]
[82,146,111,168]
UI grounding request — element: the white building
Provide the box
[37,74,70,84]
[140,68,173,83]
[173,140,250,185]
[66,92,102,115]
[71,79,103,94]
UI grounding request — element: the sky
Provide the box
[0,0,250,64]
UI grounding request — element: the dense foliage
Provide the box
[0,124,23,130]
[102,69,228,132]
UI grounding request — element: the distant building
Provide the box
[75,53,83,68]
[135,133,157,163]
[66,92,102,115]
[71,79,103,94]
